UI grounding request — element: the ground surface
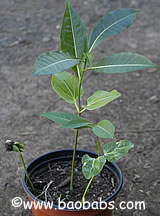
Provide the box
[0,0,160,215]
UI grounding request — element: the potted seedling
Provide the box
[8,1,159,216]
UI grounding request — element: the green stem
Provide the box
[70,129,79,191]
[18,150,33,188]
[81,176,94,204]
[81,136,100,201]
[70,58,86,191]
[79,107,86,114]
[74,100,79,113]
[97,136,100,157]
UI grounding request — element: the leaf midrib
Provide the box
[87,94,118,107]
[90,64,155,70]
[68,3,78,58]
[47,114,77,123]
[58,76,75,100]
[95,124,113,137]
[36,58,77,74]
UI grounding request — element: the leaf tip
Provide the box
[135,9,141,14]
[40,113,44,117]
[30,72,35,77]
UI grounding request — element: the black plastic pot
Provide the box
[22,149,123,216]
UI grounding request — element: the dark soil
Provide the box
[29,160,117,206]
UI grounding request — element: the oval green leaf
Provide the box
[62,118,91,129]
[13,145,19,152]
[92,120,115,139]
[89,9,139,52]
[82,154,106,179]
[32,50,80,76]
[40,112,80,125]
[89,52,159,73]
[84,90,121,110]
[52,72,83,104]
[104,140,134,162]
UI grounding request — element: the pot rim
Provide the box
[22,149,123,211]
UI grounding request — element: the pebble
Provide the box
[56,24,60,29]
[135,72,140,77]
[148,95,160,103]
[74,168,78,172]
[0,37,9,48]
[111,177,114,187]
[42,36,52,43]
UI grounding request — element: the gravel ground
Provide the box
[0,0,160,215]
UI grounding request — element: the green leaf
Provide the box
[40,112,80,125]
[13,145,19,152]
[32,50,80,76]
[104,140,134,162]
[61,1,88,58]
[52,72,83,104]
[92,120,115,138]
[61,1,88,76]
[89,9,139,51]
[84,90,121,110]
[62,118,91,129]
[15,142,24,150]
[89,52,159,73]
[82,154,106,179]
[85,52,93,68]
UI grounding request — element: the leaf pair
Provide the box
[41,111,115,137]
[52,75,121,109]
[82,140,134,179]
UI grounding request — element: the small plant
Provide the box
[5,140,33,188]
[31,1,158,203]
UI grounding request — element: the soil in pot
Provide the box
[28,160,118,205]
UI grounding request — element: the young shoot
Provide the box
[5,140,33,189]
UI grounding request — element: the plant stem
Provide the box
[70,58,86,191]
[18,150,34,188]
[74,100,79,113]
[81,136,100,201]
[81,176,94,204]
[79,107,86,114]
[97,136,100,157]
[70,129,79,191]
